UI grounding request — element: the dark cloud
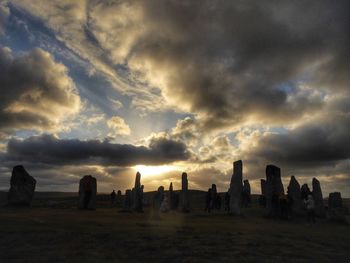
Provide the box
[0,46,81,135]
[4,134,190,166]
[252,114,350,167]
[125,0,349,129]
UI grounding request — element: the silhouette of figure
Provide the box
[224,191,230,212]
[216,195,222,210]
[205,188,212,213]
[305,194,316,224]
[279,194,289,220]
[110,190,116,205]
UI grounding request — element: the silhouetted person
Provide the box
[279,194,289,220]
[216,195,222,210]
[110,190,116,205]
[205,188,212,213]
[224,191,230,212]
[305,194,316,224]
[271,193,279,217]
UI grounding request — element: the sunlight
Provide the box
[133,165,178,177]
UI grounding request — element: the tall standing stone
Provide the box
[211,184,218,209]
[287,176,302,214]
[8,165,36,206]
[312,178,325,217]
[259,179,267,206]
[328,192,346,223]
[229,160,243,215]
[78,175,97,210]
[265,165,284,216]
[133,172,143,212]
[242,179,251,207]
[181,172,190,212]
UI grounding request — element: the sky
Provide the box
[0,0,349,196]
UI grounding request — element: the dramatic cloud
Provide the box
[0,1,349,195]
[0,46,81,135]
[0,2,9,35]
[4,134,190,166]
[107,116,131,136]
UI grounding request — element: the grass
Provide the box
[0,192,349,263]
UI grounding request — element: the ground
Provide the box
[0,192,349,263]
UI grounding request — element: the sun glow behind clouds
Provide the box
[133,165,179,177]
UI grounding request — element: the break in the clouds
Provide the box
[0,1,349,195]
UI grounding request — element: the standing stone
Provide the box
[312,178,325,217]
[122,189,132,212]
[78,175,97,210]
[229,160,243,215]
[133,172,143,212]
[8,165,36,206]
[259,179,267,207]
[242,179,251,207]
[328,192,346,223]
[265,165,284,216]
[181,172,190,212]
[287,176,302,215]
[211,184,218,209]
[168,182,173,209]
[301,184,311,201]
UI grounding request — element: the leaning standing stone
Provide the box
[78,175,97,210]
[312,178,326,217]
[8,165,36,206]
[229,160,243,215]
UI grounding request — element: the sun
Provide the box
[133,165,178,177]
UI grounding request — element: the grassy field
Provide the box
[0,192,349,263]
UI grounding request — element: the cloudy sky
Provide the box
[0,0,349,196]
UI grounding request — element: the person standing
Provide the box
[110,190,116,206]
[305,194,316,224]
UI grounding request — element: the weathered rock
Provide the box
[287,176,302,214]
[265,165,284,216]
[122,189,132,212]
[328,192,346,223]
[211,184,218,209]
[229,160,243,215]
[259,179,267,207]
[181,172,190,212]
[242,179,251,207]
[8,165,36,206]
[301,183,311,201]
[312,178,325,217]
[78,175,97,210]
